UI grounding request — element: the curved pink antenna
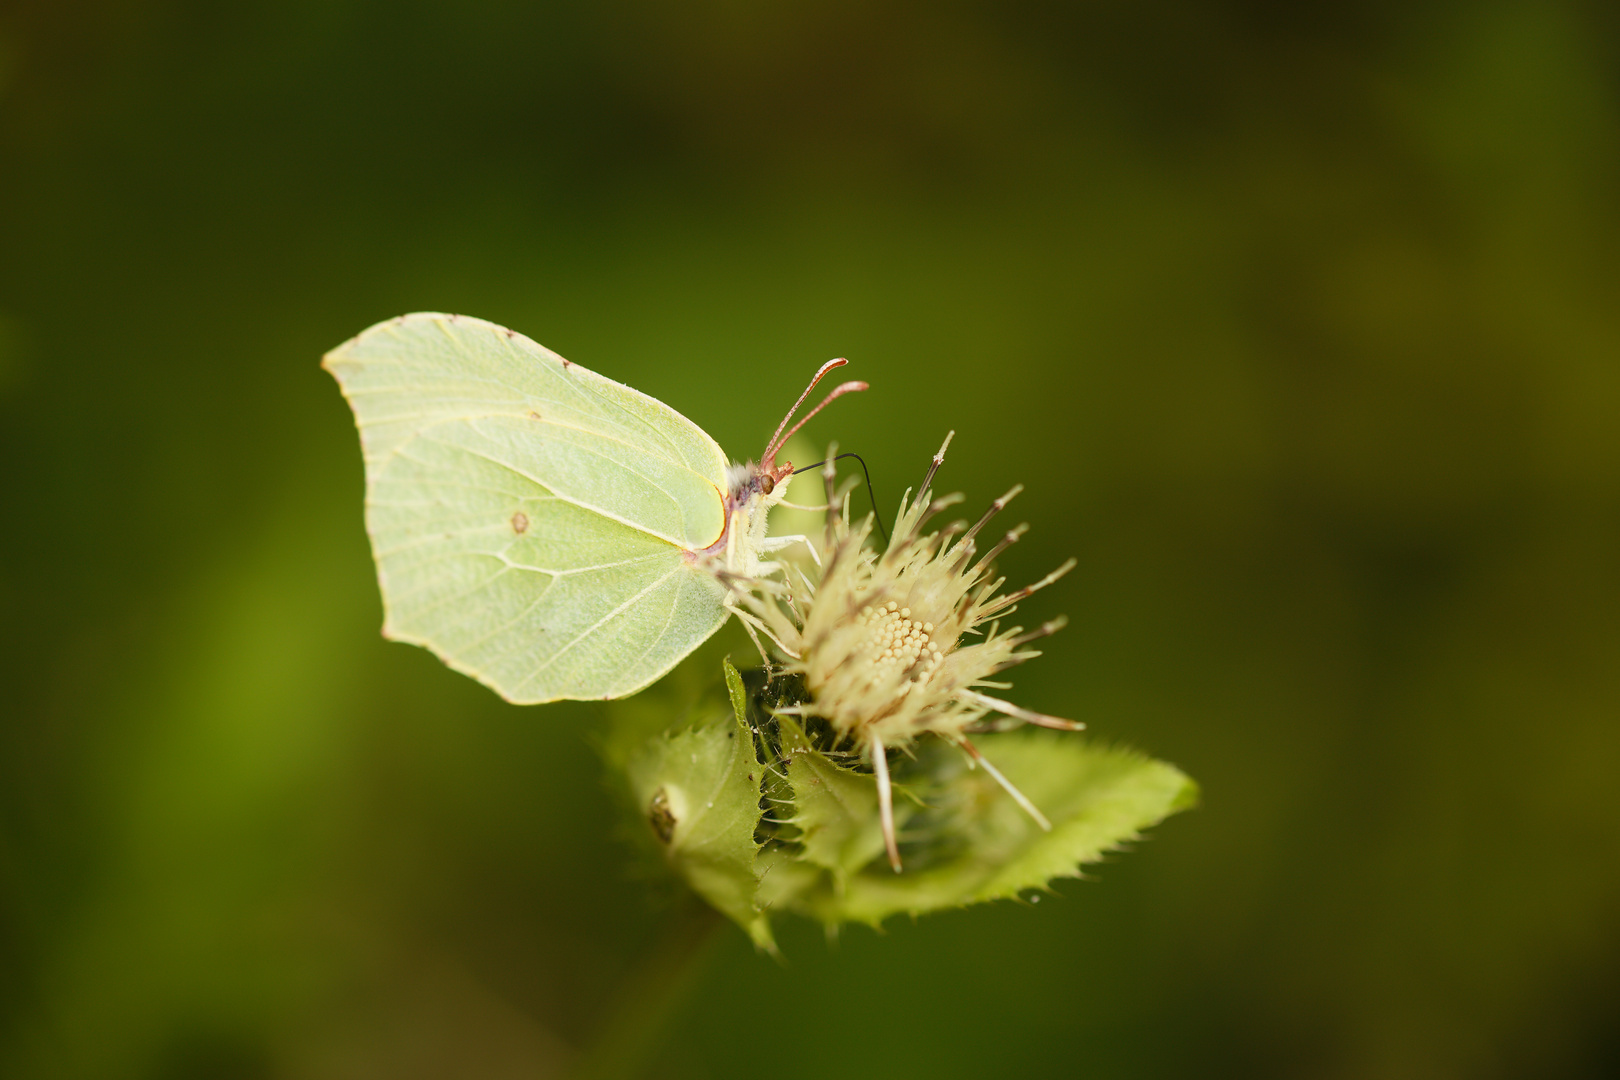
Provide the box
[761,358,868,474]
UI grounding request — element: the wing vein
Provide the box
[391,435,701,549]
[513,567,684,691]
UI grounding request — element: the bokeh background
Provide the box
[4,1,1618,1077]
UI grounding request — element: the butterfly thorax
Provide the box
[689,460,790,580]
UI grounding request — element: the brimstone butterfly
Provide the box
[323,312,864,703]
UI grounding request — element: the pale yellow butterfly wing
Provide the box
[324,313,732,703]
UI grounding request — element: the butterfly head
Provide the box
[708,359,867,566]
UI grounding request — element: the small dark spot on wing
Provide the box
[511,512,529,534]
[527,410,542,420]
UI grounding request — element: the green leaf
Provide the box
[606,658,1196,943]
[784,733,1197,927]
[619,660,775,950]
[776,717,898,884]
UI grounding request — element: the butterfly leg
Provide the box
[723,593,776,671]
[713,568,799,662]
[756,533,821,567]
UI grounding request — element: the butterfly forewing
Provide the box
[325,313,733,703]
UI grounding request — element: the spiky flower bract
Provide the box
[609,432,1198,938]
[742,433,1084,870]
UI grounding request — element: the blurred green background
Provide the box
[3,1,1618,1077]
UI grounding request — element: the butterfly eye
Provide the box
[760,475,776,496]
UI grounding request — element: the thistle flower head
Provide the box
[742,433,1083,870]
